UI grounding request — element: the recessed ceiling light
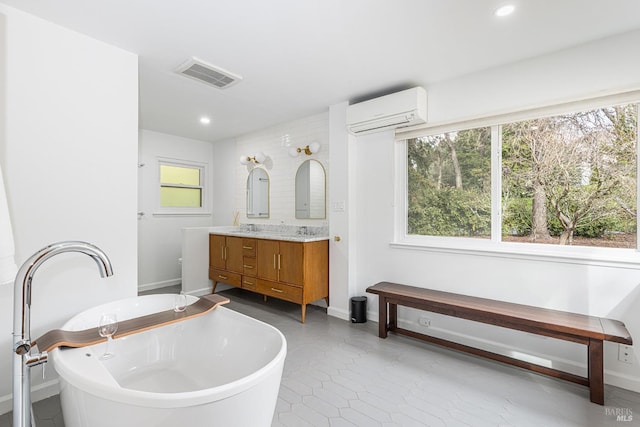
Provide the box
[200,116,211,125]
[495,4,515,17]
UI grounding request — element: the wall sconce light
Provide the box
[288,142,320,158]
[240,152,267,165]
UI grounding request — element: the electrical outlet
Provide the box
[618,344,633,364]
[418,317,431,327]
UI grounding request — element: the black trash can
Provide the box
[351,296,367,323]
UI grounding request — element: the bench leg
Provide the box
[389,303,397,331]
[588,339,604,405]
[378,297,388,338]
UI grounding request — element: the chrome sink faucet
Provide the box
[12,241,114,427]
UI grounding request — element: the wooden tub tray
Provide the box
[34,294,229,353]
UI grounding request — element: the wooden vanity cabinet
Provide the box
[210,233,328,323]
[210,235,243,272]
[241,238,258,291]
[256,240,303,285]
[209,235,252,290]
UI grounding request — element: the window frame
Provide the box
[154,157,210,217]
[393,92,640,269]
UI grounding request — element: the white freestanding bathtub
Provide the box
[51,294,286,427]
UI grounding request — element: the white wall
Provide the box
[426,29,640,126]
[0,4,138,412]
[179,137,237,296]
[139,130,236,294]
[328,102,358,320]
[343,29,640,392]
[234,113,329,225]
[138,130,219,291]
[211,138,237,226]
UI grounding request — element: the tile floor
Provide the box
[2,286,639,426]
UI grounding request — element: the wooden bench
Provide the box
[366,281,632,405]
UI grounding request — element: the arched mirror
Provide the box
[295,159,326,219]
[247,168,269,218]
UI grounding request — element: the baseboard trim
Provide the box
[605,370,640,393]
[188,284,225,297]
[0,379,59,416]
[0,392,11,416]
[138,278,181,293]
[327,306,349,321]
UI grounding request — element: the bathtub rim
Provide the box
[52,296,287,409]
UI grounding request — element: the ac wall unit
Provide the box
[346,87,427,135]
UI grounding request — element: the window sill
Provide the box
[391,236,640,269]
[152,211,212,218]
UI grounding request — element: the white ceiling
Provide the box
[3,0,640,142]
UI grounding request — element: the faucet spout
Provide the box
[12,241,113,427]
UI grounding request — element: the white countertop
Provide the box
[208,226,329,243]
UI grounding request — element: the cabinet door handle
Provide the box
[273,254,277,269]
[218,275,228,280]
[277,254,281,270]
[242,246,253,250]
[243,265,254,269]
[270,287,284,293]
[244,280,254,285]
[220,246,225,260]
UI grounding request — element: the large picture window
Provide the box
[406,101,638,251]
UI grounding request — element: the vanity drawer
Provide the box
[243,256,257,276]
[242,239,256,257]
[209,268,241,288]
[257,279,302,304]
[242,277,257,291]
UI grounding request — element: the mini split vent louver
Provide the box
[175,57,242,89]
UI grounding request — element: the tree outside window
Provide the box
[408,127,492,238]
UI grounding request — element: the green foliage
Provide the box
[456,127,492,191]
[502,197,637,239]
[408,187,491,237]
[502,197,532,236]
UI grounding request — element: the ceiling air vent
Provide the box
[175,57,242,90]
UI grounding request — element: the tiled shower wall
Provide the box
[235,112,330,225]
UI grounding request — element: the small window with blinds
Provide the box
[159,161,204,209]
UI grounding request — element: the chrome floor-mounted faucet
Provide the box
[12,241,113,427]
